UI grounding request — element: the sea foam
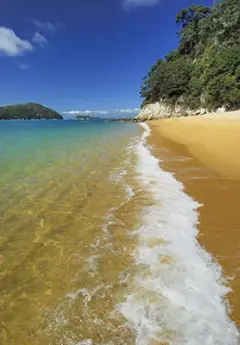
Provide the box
[120,123,239,345]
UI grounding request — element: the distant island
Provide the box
[75,115,91,120]
[75,115,100,120]
[0,102,63,120]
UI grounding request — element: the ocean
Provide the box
[0,120,238,345]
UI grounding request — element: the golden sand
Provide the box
[148,112,240,327]
[150,111,240,179]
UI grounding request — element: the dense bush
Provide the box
[141,0,240,111]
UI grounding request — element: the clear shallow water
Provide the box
[0,120,239,345]
[0,120,142,344]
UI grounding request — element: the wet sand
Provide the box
[148,113,240,327]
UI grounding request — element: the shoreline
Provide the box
[121,123,239,344]
[148,114,240,328]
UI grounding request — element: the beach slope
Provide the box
[149,111,240,179]
[148,110,240,327]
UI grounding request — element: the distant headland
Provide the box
[0,102,63,120]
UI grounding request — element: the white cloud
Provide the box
[32,32,47,47]
[0,27,33,56]
[63,110,108,116]
[30,20,56,33]
[116,108,140,113]
[62,108,140,118]
[95,110,109,115]
[64,110,86,115]
[18,63,32,70]
[123,0,161,9]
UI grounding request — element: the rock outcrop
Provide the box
[135,102,208,121]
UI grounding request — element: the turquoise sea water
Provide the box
[0,120,140,218]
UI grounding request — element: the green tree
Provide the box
[176,6,211,28]
[176,6,211,55]
[202,46,240,109]
[210,0,240,47]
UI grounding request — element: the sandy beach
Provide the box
[148,111,240,328]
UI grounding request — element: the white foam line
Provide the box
[120,123,239,345]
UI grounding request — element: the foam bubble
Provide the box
[124,183,135,200]
[67,284,105,308]
[109,167,127,183]
[84,255,100,276]
[76,339,92,345]
[120,123,239,345]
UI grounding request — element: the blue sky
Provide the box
[0,0,213,118]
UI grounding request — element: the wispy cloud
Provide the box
[123,0,161,10]
[0,27,33,56]
[30,20,56,33]
[29,19,64,34]
[116,108,140,113]
[62,108,140,118]
[32,32,47,47]
[18,63,32,70]
[65,110,108,115]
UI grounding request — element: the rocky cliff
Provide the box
[135,101,208,121]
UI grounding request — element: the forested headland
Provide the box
[141,0,240,111]
[0,103,63,120]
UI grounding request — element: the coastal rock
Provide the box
[216,106,227,113]
[136,101,191,121]
[195,108,207,116]
[136,102,210,121]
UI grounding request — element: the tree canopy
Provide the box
[141,0,240,111]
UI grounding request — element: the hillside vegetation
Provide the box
[141,0,240,111]
[0,102,63,120]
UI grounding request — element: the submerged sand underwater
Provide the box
[0,120,143,344]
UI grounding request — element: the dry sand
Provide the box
[148,111,240,327]
[150,111,240,179]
